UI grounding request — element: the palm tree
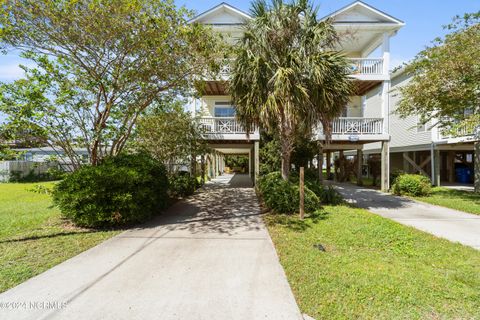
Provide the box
[230,0,353,180]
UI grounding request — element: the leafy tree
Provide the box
[135,102,209,175]
[0,0,223,168]
[259,132,281,175]
[397,12,480,130]
[230,0,353,180]
[396,12,480,191]
[225,155,248,170]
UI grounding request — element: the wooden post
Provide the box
[475,141,480,193]
[403,152,409,173]
[318,146,324,184]
[381,141,390,192]
[447,151,455,183]
[254,141,260,185]
[200,155,205,184]
[357,149,363,186]
[299,167,305,220]
[326,151,331,180]
[434,149,441,186]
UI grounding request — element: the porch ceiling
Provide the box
[215,148,251,155]
[352,79,382,95]
[200,81,228,95]
[198,79,381,97]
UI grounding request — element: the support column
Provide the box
[248,150,252,179]
[475,141,480,193]
[403,152,409,173]
[434,149,441,186]
[326,151,331,180]
[318,145,324,183]
[254,141,260,185]
[338,150,345,181]
[381,141,390,192]
[447,151,455,183]
[357,149,363,186]
[431,145,440,186]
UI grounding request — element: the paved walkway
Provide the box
[330,182,480,250]
[0,174,302,320]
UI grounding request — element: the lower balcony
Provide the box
[198,117,260,141]
[437,122,477,143]
[316,117,388,142]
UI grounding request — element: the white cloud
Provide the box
[0,64,28,81]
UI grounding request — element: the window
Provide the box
[214,101,235,117]
[416,115,430,133]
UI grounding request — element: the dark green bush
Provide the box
[306,182,343,205]
[52,153,168,228]
[289,170,343,205]
[258,172,320,214]
[169,172,197,198]
[392,174,432,196]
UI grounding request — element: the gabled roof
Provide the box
[189,2,252,25]
[322,1,404,25]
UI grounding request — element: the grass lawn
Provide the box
[266,205,480,319]
[0,182,120,293]
[413,187,480,215]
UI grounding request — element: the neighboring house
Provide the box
[189,1,404,189]
[361,68,476,186]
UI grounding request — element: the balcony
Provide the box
[198,117,259,141]
[218,58,385,78]
[348,58,383,75]
[317,117,387,141]
[437,122,477,143]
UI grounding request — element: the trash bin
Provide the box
[456,167,467,183]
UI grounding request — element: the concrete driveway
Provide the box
[0,174,302,320]
[330,182,480,250]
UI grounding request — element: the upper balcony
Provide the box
[198,117,260,141]
[219,58,386,79]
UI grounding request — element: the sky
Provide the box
[0,0,479,82]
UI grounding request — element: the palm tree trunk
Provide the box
[281,155,291,180]
[280,140,292,180]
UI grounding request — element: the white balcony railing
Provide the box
[199,117,256,135]
[348,58,384,75]
[218,58,384,78]
[439,122,476,140]
[317,117,384,136]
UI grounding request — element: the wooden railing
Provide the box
[347,58,384,75]
[198,117,256,134]
[318,117,384,135]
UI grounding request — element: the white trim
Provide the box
[189,2,252,24]
[323,1,404,26]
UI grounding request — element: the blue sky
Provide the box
[0,0,478,82]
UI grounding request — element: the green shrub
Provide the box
[306,182,343,205]
[289,170,343,205]
[258,172,320,214]
[52,153,168,228]
[169,173,197,198]
[392,174,432,196]
[390,169,405,185]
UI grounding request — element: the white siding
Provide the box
[364,85,382,118]
[198,95,232,117]
[363,73,433,154]
[346,96,362,117]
